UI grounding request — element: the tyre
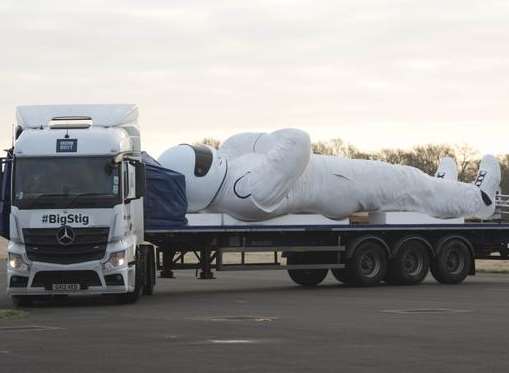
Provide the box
[331,268,354,284]
[116,248,145,304]
[143,247,156,296]
[386,240,430,285]
[342,240,388,286]
[11,295,35,307]
[431,239,472,284]
[287,253,328,286]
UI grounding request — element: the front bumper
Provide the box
[7,259,135,296]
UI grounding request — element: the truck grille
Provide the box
[32,270,102,289]
[23,227,109,264]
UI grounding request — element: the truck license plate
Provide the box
[52,283,80,292]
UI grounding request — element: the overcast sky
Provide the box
[1,0,508,156]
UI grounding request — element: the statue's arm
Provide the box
[219,132,265,159]
[237,128,312,212]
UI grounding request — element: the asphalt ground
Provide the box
[1,263,509,373]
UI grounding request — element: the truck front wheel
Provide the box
[11,295,35,307]
[116,247,145,304]
[143,246,156,296]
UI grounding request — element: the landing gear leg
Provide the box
[199,248,215,279]
[160,248,175,278]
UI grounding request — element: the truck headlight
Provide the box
[8,253,29,272]
[103,251,126,272]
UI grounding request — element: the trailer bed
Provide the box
[145,214,509,281]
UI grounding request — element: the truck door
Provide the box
[122,160,141,238]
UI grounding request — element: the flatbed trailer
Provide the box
[145,217,509,287]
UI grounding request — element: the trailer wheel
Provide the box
[431,239,471,284]
[343,240,388,286]
[386,240,430,285]
[331,269,354,285]
[287,253,328,287]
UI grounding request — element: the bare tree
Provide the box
[498,155,509,194]
[196,137,221,149]
[375,148,412,165]
[406,144,455,175]
[312,138,371,159]
[312,141,336,155]
[454,144,480,182]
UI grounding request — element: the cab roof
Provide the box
[16,104,138,129]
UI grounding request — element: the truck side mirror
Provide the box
[135,162,145,199]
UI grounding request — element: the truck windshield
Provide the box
[13,157,121,209]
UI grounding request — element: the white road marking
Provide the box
[208,339,258,344]
[381,308,472,314]
[0,325,63,332]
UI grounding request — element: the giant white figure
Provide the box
[159,129,501,221]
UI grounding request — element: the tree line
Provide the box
[198,137,509,194]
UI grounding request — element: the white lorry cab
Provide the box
[3,104,155,305]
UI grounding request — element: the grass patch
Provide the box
[475,260,509,274]
[0,309,28,320]
[477,268,509,274]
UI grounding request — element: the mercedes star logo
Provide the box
[56,225,75,246]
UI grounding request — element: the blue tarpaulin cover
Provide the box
[142,152,188,229]
[0,149,12,239]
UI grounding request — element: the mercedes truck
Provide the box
[1,105,155,306]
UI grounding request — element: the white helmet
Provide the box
[158,144,227,212]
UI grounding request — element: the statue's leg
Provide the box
[363,164,483,218]
[321,159,485,219]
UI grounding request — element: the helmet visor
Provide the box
[190,145,214,177]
